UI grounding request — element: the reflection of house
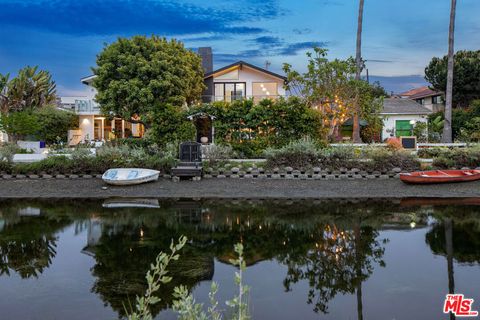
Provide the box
[380,98,432,140]
[399,86,445,112]
[0,131,7,143]
[199,47,287,103]
[66,76,145,146]
[81,218,103,257]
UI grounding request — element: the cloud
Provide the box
[367,59,394,63]
[214,40,328,64]
[369,75,429,94]
[277,41,328,55]
[292,28,312,35]
[252,36,284,49]
[0,0,281,36]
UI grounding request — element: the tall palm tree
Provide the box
[442,0,457,143]
[352,0,365,143]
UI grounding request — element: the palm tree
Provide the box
[352,0,365,143]
[442,0,457,143]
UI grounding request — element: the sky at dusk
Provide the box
[0,0,479,96]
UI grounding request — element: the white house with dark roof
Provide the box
[199,48,287,103]
[380,98,432,140]
[63,47,290,145]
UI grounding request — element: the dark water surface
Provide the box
[0,198,479,320]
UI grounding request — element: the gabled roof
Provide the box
[381,98,432,115]
[204,61,287,81]
[81,75,96,85]
[399,86,442,99]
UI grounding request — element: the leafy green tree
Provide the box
[34,107,78,143]
[0,66,56,113]
[283,48,383,142]
[425,50,480,109]
[0,111,41,141]
[93,36,205,130]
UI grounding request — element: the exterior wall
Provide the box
[212,66,286,97]
[415,95,445,112]
[381,114,429,141]
[79,115,95,142]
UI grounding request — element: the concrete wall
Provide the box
[381,114,429,141]
[212,66,286,97]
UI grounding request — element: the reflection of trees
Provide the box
[425,207,480,264]
[0,215,70,278]
[90,223,214,318]
[0,199,437,319]
[281,223,386,314]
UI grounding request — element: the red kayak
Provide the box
[400,170,480,184]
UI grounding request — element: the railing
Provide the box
[75,99,101,114]
[201,95,285,103]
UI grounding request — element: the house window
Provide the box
[415,98,425,105]
[432,95,443,104]
[252,82,278,102]
[214,83,246,102]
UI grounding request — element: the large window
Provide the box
[252,82,278,103]
[214,83,246,102]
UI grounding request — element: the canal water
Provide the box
[0,199,478,320]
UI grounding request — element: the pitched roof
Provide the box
[399,86,442,99]
[204,61,287,81]
[381,98,432,115]
[81,75,96,84]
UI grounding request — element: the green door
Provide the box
[395,120,412,137]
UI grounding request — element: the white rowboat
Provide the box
[102,168,160,186]
[102,198,160,208]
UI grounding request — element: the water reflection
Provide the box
[0,199,479,319]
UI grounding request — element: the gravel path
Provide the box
[0,178,479,199]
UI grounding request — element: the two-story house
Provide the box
[399,86,445,112]
[66,47,287,145]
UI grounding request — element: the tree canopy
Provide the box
[0,66,56,113]
[425,50,480,108]
[93,36,205,128]
[283,48,383,141]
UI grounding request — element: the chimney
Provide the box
[198,47,213,73]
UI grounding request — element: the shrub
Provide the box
[385,137,402,150]
[417,147,451,159]
[366,149,421,172]
[230,140,267,159]
[432,147,480,168]
[0,143,21,162]
[0,111,41,141]
[203,144,235,165]
[264,140,320,168]
[432,157,455,169]
[7,144,177,174]
[34,107,78,144]
[318,147,358,170]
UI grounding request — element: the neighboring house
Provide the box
[399,86,445,112]
[380,98,432,141]
[199,47,287,103]
[65,75,144,145]
[57,96,88,111]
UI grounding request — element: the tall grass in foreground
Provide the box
[127,236,250,320]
